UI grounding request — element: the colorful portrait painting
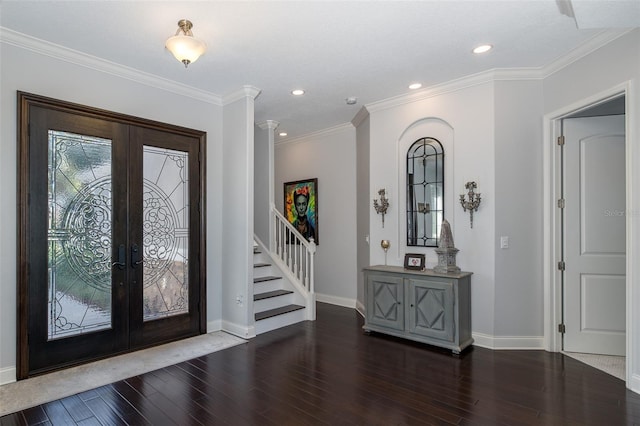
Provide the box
[284,178,318,244]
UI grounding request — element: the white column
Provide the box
[221,85,261,338]
[257,120,279,251]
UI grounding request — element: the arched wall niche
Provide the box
[396,117,454,263]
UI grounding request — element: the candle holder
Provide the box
[381,240,390,265]
[460,181,481,228]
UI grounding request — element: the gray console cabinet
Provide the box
[363,265,473,353]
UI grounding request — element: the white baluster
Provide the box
[302,246,306,282]
[283,227,287,264]
[275,219,280,257]
[298,246,307,281]
[304,250,309,290]
[309,251,313,291]
[295,238,298,277]
[279,222,286,260]
[274,218,278,254]
[287,230,292,267]
[278,222,282,260]
[298,244,302,281]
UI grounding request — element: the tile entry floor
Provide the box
[0,331,245,417]
[563,351,626,381]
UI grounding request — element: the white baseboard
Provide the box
[0,366,16,385]
[629,372,640,395]
[207,319,222,333]
[472,332,544,350]
[328,300,545,350]
[221,320,255,339]
[316,293,357,308]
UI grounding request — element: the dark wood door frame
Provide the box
[17,92,207,379]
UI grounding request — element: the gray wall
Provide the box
[355,112,370,313]
[494,80,544,338]
[275,125,358,306]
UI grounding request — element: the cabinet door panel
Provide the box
[366,275,404,330]
[408,278,454,341]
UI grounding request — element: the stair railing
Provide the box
[270,203,316,318]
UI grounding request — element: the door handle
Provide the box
[131,244,143,268]
[112,244,126,269]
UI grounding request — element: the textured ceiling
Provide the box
[1,1,638,139]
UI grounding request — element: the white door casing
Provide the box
[563,115,626,356]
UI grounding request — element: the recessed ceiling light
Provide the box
[291,89,305,96]
[279,132,288,137]
[473,44,493,54]
[409,83,422,90]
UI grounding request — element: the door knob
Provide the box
[131,244,143,268]
[111,244,126,269]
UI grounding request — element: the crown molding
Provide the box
[275,122,354,147]
[366,28,631,115]
[366,67,545,114]
[257,120,280,130]
[222,85,262,105]
[350,106,370,128]
[541,28,633,78]
[0,27,223,106]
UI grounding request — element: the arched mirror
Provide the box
[406,137,444,246]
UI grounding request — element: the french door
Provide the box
[18,93,206,378]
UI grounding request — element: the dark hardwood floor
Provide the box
[3,302,640,425]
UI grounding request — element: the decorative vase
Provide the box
[381,240,390,265]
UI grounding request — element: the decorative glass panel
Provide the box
[142,147,189,321]
[48,130,113,340]
[406,137,444,247]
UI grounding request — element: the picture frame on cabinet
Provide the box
[404,253,425,270]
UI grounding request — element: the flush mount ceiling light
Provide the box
[291,89,305,96]
[409,83,422,90]
[165,19,207,68]
[279,132,288,137]
[472,44,493,54]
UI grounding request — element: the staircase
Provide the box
[253,242,307,334]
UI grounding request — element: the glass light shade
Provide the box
[165,35,206,66]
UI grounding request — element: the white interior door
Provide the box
[563,115,625,355]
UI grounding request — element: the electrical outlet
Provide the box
[500,236,509,249]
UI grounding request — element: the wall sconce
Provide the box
[373,188,390,228]
[460,181,481,228]
[165,19,207,68]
